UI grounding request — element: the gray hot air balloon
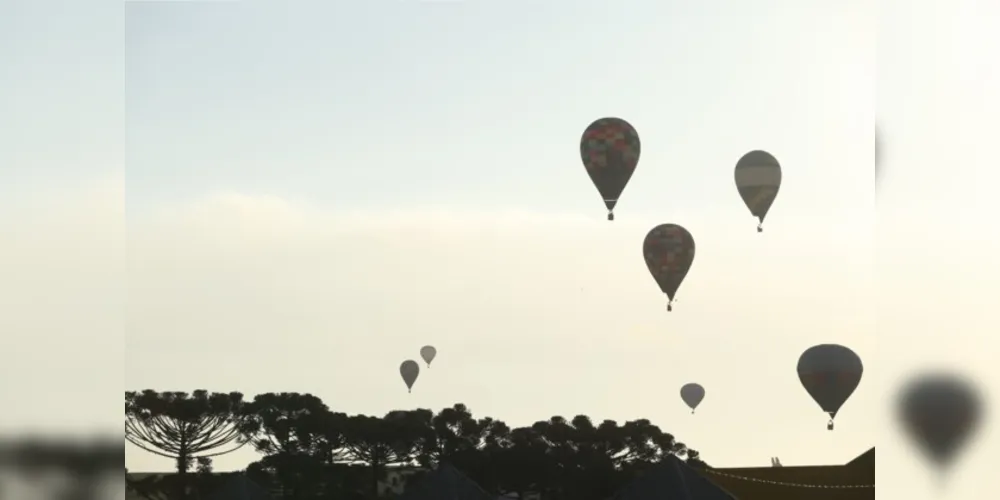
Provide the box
[680,383,705,413]
[400,360,420,393]
[897,372,982,470]
[734,150,781,232]
[797,344,863,430]
[420,345,437,367]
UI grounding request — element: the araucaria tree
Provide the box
[125,390,255,475]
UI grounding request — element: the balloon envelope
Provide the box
[797,344,863,419]
[420,345,437,366]
[680,383,705,411]
[897,372,982,468]
[734,150,781,229]
[642,224,695,307]
[580,117,640,219]
[400,360,420,392]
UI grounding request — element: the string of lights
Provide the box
[704,469,875,489]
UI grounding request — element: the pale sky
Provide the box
[3,1,999,499]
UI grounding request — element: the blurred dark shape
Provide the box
[580,117,641,220]
[130,392,706,500]
[734,150,782,232]
[0,435,121,500]
[896,372,983,470]
[125,390,257,499]
[797,344,864,430]
[642,224,696,311]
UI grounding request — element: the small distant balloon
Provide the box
[897,372,982,470]
[420,345,437,367]
[680,383,705,413]
[580,117,640,220]
[642,224,695,311]
[400,360,419,393]
[734,150,781,232]
[797,344,863,430]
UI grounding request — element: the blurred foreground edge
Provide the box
[0,434,122,470]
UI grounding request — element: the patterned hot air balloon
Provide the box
[642,224,695,311]
[420,345,436,367]
[580,117,640,220]
[680,383,705,413]
[797,344,863,430]
[734,150,781,232]
[400,360,419,393]
[897,372,982,470]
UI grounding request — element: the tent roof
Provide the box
[846,448,874,468]
[699,467,873,500]
[398,463,494,500]
[203,474,273,500]
[610,455,736,500]
[695,448,875,500]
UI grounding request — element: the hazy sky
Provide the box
[4,1,999,499]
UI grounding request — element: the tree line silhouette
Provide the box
[125,390,707,500]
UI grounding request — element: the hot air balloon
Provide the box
[420,345,437,367]
[680,383,705,413]
[642,224,695,311]
[797,344,863,430]
[897,372,982,470]
[580,117,640,220]
[400,360,419,393]
[734,150,781,232]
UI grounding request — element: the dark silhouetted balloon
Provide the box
[734,150,781,232]
[580,117,640,220]
[680,383,705,413]
[420,345,437,367]
[642,224,695,311]
[797,344,863,430]
[897,372,982,469]
[400,360,419,393]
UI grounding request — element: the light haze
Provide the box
[125,0,878,470]
[3,2,996,499]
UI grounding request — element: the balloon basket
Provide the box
[607,213,614,221]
